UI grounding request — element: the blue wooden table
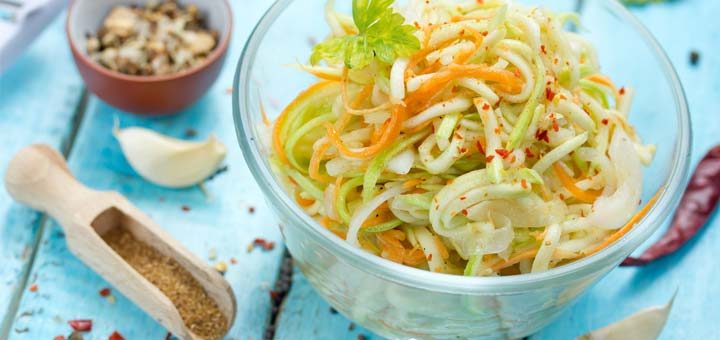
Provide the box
[0,1,717,339]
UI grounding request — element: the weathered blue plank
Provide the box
[0,14,85,335]
[6,1,279,339]
[273,0,720,339]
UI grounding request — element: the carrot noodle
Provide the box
[273,0,656,277]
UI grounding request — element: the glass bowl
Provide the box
[233,0,691,338]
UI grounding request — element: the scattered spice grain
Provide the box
[99,288,111,297]
[689,50,700,66]
[108,331,125,340]
[68,332,84,340]
[28,284,38,292]
[102,227,228,340]
[181,205,191,212]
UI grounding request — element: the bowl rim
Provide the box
[234,0,692,294]
[65,0,233,83]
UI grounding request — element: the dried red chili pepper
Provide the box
[622,145,720,266]
[68,319,92,332]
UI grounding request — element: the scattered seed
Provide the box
[68,331,84,340]
[28,284,38,292]
[109,331,125,340]
[181,205,191,212]
[106,295,117,304]
[689,50,700,66]
[99,288,111,297]
[215,261,228,274]
[248,206,256,214]
[230,257,237,265]
[329,307,338,314]
[184,128,197,138]
[208,248,217,261]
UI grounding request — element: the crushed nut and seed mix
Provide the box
[86,0,218,76]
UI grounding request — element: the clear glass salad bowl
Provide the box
[233,0,691,338]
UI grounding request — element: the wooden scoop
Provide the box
[4,144,236,340]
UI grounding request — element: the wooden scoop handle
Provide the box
[4,144,104,227]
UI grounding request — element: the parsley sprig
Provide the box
[310,0,420,69]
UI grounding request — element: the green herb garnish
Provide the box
[311,0,420,69]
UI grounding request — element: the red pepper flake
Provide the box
[28,284,37,293]
[427,254,433,261]
[545,87,555,101]
[535,129,550,143]
[552,120,559,132]
[252,238,275,251]
[180,205,191,212]
[230,257,237,265]
[54,336,65,340]
[521,179,528,189]
[475,140,486,154]
[540,45,547,54]
[494,127,501,135]
[461,209,468,216]
[524,148,535,158]
[269,290,281,300]
[99,288,111,297]
[482,103,490,111]
[601,118,609,125]
[559,193,566,200]
[248,206,256,214]
[486,155,495,162]
[495,148,511,159]
[459,196,466,201]
[109,331,125,340]
[619,87,626,95]
[68,320,92,332]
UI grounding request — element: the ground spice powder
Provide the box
[103,228,228,339]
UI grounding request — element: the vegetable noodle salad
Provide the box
[270,0,659,276]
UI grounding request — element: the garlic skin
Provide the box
[114,126,227,188]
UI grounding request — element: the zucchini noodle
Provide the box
[271,0,655,276]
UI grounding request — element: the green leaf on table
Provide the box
[311,0,420,69]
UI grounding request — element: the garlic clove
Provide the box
[114,125,227,188]
[578,292,675,340]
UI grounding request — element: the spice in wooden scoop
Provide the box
[102,227,228,339]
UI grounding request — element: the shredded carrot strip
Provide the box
[552,163,601,204]
[260,102,271,127]
[352,84,374,108]
[404,64,523,114]
[272,81,336,164]
[584,188,664,257]
[309,141,333,183]
[325,104,406,159]
[404,247,427,266]
[587,74,618,93]
[403,179,423,189]
[434,235,450,260]
[305,68,343,82]
[295,191,315,207]
[454,29,485,64]
[491,249,539,271]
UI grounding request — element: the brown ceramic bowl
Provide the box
[66,0,232,115]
